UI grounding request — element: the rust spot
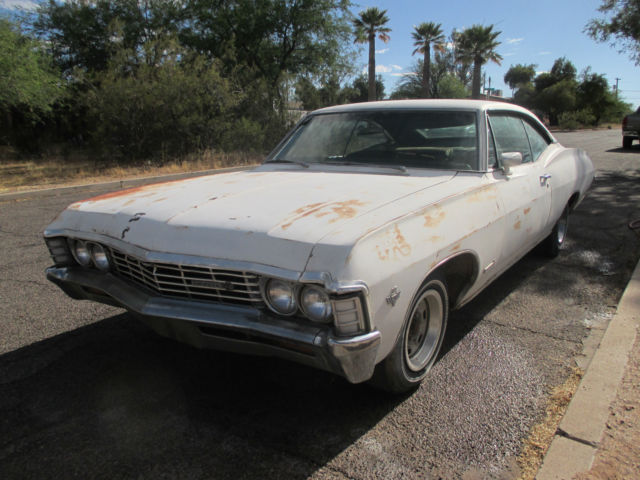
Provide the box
[428,235,443,242]
[392,225,411,257]
[524,207,531,215]
[376,245,390,261]
[450,243,461,252]
[424,211,446,227]
[281,200,366,230]
[466,185,498,203]
[514,221,522,230]
[80,177,192,203]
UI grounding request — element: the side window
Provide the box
[488,115,533,164]
[523,121,550,162]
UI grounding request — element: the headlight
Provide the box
[300,285,332,323]
[264,279,297,315]
[72,240,92,266]
[90,243,110,271]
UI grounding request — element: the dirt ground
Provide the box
[576,334,640,480]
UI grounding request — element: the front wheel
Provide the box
[371,277,449,393]
[623,136,633,149]
[540,206,569,257]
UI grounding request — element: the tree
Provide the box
[346,74,386,103]
[586,0,640,65]
[390,58,468,99]
[504,64,536,92]
[456,25,502,99]
[352,7,390,101]
[0,18,62,145]
[550,57,577,82]
[411,22,445,98]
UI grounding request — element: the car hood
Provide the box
[48,166,455,272]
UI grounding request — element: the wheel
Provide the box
[623,136,633,149]
[371,277,449,393]
[540,206,569,257]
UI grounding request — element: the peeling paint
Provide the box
[424,210,446,227]
[514,221,521,230]
[281,200,367,230]
[524,207,531,215]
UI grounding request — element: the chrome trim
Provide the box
[46,266,381,383]
[44,228,303,282]
[328,332,381,383]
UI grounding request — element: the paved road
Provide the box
[1,130,638,479]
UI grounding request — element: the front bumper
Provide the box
[46,267,381,383]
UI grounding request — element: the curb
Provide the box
[0,165,255,202]
[537,258,640,479]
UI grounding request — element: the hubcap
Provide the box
[404,288,444,372]
[557,213,568,245]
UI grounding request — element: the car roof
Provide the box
[313,99,532,115]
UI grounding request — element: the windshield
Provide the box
[271,110,479,171]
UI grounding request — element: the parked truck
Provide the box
[622,107,640,149]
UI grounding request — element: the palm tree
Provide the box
[456,25,502,99]
[411,22,445,98]
[353,7,391,101]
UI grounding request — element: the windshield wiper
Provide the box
[265,159,309,168]
[321,160,408,173]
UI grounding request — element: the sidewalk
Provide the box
[537,258,640,479]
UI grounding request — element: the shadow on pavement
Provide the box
[0,313,407,479]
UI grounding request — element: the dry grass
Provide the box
[517,367,584,480]
[0,147,263,193]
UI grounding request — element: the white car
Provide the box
[44,100,594,392]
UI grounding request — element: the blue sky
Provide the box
[352,0,640,107]
[2,0,638,107]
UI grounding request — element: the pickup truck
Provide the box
[622,107,640,149]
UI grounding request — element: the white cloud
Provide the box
[503,52,516,57]
[391,72,417,77]
[507,38,524,45]
[376,48,389,54]
[538,51,552,56]
[0,0,39,10]
[375,65,394,73]
[391,64,403,71]
[536,70,550,76]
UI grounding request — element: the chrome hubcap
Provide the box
[404,289,444,372]
[557,214,568,245]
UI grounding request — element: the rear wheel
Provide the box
[540,206,569,257]
[623,136,633,149]
[371,277,448,393]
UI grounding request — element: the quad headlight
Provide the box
[264,278,298,315]
[72,240,92,266]
[90,243,110,271]
[300,285,332,323]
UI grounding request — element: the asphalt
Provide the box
[0,129,638,479]
[538,256,640,479]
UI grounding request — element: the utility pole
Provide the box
[615,77,621,99]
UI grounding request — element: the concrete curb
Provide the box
[0,165,255,202]
[537,258,640,479]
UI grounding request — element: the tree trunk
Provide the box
[423,44,431,98]
[472,59,482,99]
[368,33,376,101]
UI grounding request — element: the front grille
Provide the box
[109,248,263,307]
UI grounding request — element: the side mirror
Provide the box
[499,151,523,175]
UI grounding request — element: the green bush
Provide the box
[558,109,596,130]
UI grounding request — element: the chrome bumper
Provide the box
[46,267,381,383]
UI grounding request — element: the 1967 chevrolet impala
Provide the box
[44,100,594,392]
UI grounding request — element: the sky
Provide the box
[2,0,638,108]
[352,0,640,108]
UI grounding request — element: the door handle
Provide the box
[540,173,552,186]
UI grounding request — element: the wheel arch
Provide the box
[425,250,480,310]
